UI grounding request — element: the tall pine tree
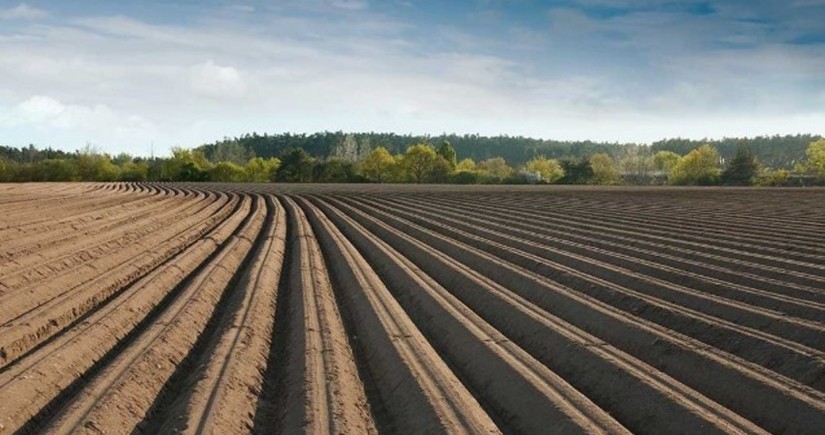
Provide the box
[721,145,759,186]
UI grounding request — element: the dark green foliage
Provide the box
[448,170,482,184]
[313,158,359,183]
[178,162,210,181]
[651,134,819,169]
[721,145,759,186]
[437,140,457,170]
[559,158,594,184]
[275,148,316,182]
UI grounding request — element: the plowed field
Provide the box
[1,182,824,434]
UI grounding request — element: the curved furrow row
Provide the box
[496,190,825,234]
[0,190,214,284]
[38,194,263,434]
[388,195,825,311]
[305,196,629,434]
[378,195,825,316]
[0,192,237,367]
[350,196,825,388]
[0,191,193,266]
[297,195,500,434]
[155,195,287,434]
[0,186,157,234]
[318,195,769,434]
[489,194,825,257]
[0,192,251,433]
[326,194,825,433]
[428,195,825,282]
[2,183,824,434]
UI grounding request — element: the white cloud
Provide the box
[2,96,157,150]
[189,61,247,99]
[329,0,369,10]
[0,2,821,154]
[0,3,47,20]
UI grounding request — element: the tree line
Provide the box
[1,137,824,186]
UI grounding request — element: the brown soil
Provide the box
[1,183,824,434]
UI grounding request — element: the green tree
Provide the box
[72,145,119,181]
[525,156,564,183]
[654,151,681,178]
[456,158,477,171]
[0,157,9,181]
[670,144,721,185]
[359,146,396,182]
[401,144,438,183]
[314,158,357,183]
[119,160,150,181]
[721,145,759,185]
[162,147,211,181]
[437,140,457,170]
[589,153,620,185]
[245,157,281,182]
[478,157,513,182]
[804,139,825,179]
[559,158,593,184]
[209,161,247,182]
[209,141,254,165]
[276,148,316,182]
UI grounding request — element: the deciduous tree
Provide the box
[669,144,721,185]
[589,153,620,185]
[478,157,513,181]
[359,146,396,182]
[654,151,681,176]
[804,139,825,179]
[525,156,564,183]
[401,144,438,183]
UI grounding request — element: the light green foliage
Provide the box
[456,158,477,171]
[119,161,150,181]
[162,147,212,181]
[525,156,564,183]
[654,151,681,176]
[209,161,247,182]
[669,144,721,185]
[755,168,792,186]
[245,157,281,182]
[401,144,439,183]
[359,146,396,183]
[76,146,120,181]
[589,153,620,185]
[478,157,513,181]
[804,139,825,179]
[0,157,7,181]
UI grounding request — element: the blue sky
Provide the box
[1,0,824,155]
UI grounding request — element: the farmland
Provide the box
[1,182,824,434]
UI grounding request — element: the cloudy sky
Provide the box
[1,0,824,155]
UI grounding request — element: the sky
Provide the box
[1,0,824,156]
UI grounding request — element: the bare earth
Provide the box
[1,182,824,434]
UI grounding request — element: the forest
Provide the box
[1,133,823,186]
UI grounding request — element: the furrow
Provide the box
[306,196,629,434]
[39,194,262,434]
[331,195,825,434]
[297,195,500,434]
[0,192,248,434]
